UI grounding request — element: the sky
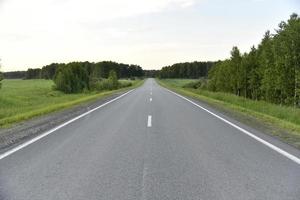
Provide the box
[0,0,299,71]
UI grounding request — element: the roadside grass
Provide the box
[159,79,198,87]
[158,79,300,149]
[0,79,143,127]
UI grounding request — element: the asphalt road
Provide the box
[0,79,299,200]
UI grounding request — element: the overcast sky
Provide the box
[0,0,299,71]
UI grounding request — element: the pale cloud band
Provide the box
[0,0,298,71]
[0,0,196,70]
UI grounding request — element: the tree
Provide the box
[203,13,300,107]
[246,46,260,100]
[230,46,242,96]
[0,72,3,89]
[275,13,300,106]
[258,31,278,103]
[159,62,215,79]
[54,69,72,93]
[238,46,260,99]
[25,68,41,79]
[0,60,3,89]
[208,60,233,93]
[2,71,26,79]
[54,62,89,93]
[41,63,61,79]
[108,70,118,90]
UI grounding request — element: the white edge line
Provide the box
[0,89,134,160]
[165,88,300,165]
[147,115,152,127]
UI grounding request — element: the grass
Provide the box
[158,78,300,149]
[0,79,143,127]
[159,79,198,87]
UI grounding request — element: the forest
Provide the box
[159,13,300,107]
[24,61,144,80]
[3,61,144,80]
[159,61,215,79]
[51,61,144,93]
[2,13,299,104]
[2,61,144,93]
[3,71,26,79]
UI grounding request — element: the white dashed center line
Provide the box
[147,115,152,127]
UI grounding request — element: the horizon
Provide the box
[0,0,299,72]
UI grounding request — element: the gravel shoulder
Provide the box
[0,91,128,154]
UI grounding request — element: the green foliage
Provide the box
[159,62,215,79]
[108,70,118,89]
[182,79,207,89]
[0,79,141,127]
[206,13,300,107]
[25,61,144,80]
[2,71,26,79]
[144,70,159,78]
[159,79,300,148]
[24,61,144,94]
[25,68,41,79]
[158,13,300,107]
[161,79,300,126]
[93,79,115,91]
[41,63,62,79]
[183,81,202,89]
[230,46,242,95]
[158,79,198,88]
[0,64,3,89]
[119,80,133,88]
[54,62,90,93]
[18,59,145,94]
[91,70,132,91]
[0,72,3,89]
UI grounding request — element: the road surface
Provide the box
[0,79,299,200]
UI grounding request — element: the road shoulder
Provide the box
[0,89,133,154]
[157,79,300,157]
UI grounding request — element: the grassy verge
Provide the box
[157,79,300,149]
[0,79,144,127]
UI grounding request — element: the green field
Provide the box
[158,79,300,148]
[0,79,142,127]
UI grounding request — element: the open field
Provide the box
[158,79,300,149]
[0,79,143,127]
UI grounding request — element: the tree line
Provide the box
[158,13,300,107]
[208,13,300,106]
[50,61,144,93]
[143,70,160,78]
[3,71,26,79]
[0,68,3,89]
[159,61,215,79]
[3,61,145,80]
[1,61,144,93]
[24,61,144,80]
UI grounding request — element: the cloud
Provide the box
[1,0,196,23]
[0,0,196,40]
[0,0,296,70]
[66,0,196,24]
[0,0,197,70]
